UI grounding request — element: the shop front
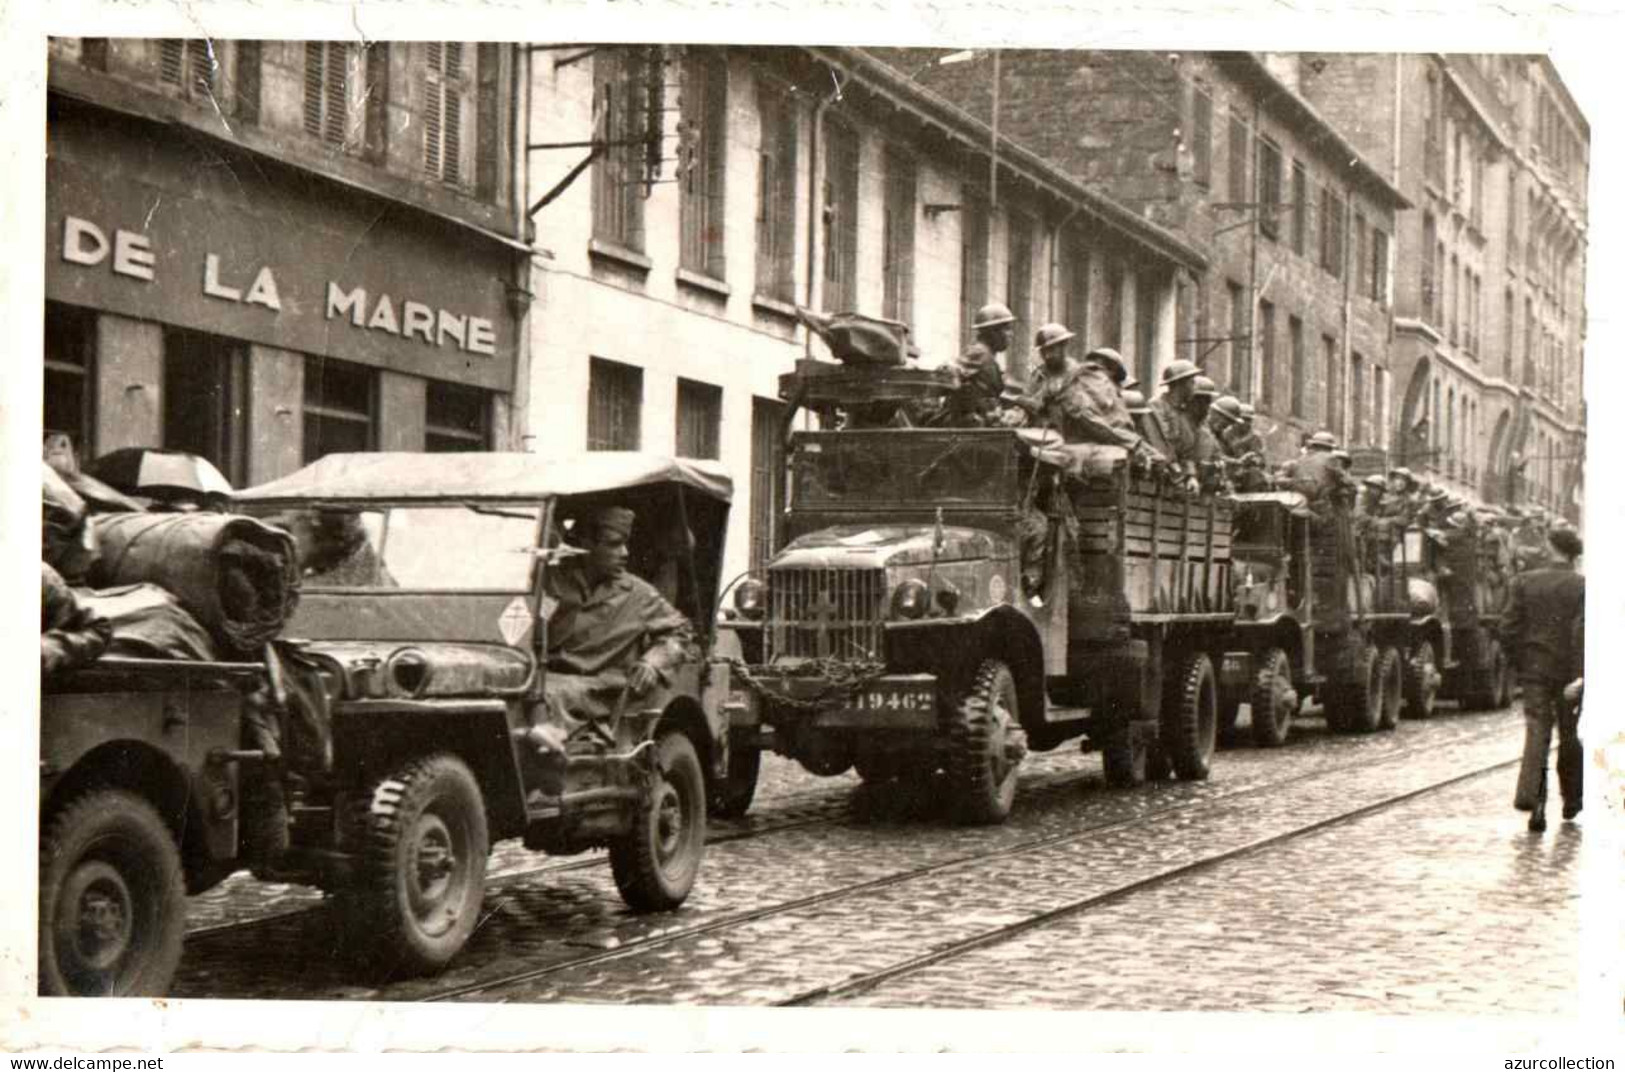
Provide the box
[45,97,519,488]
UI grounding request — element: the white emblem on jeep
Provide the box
[989,574,1007,604]
[499,597,533,646]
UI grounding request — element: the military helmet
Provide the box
[1427,487,1450,503]
[1306,431,1337,451]
[1363,474,1386,489]
[1238,402,1257,423]
[973,302,1016,330]
[1390,466,1416,487]
[1034,322,1076,351]
[1192,376,1219,398]
[1332,448,1352,462]
[1083,346,1128,383]
[1123,389,1148,411]
[1160,359,1201,387]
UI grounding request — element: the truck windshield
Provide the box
[268,504,540,591]
[792,433,1015,507]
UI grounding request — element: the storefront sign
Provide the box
[46,126,516,391]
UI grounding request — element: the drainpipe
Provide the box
[507,44,535,452]
[804,73,841,357]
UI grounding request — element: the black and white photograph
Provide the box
[10,1,1621,1053]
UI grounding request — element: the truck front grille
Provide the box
[766,568,885,661]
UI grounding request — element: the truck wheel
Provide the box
[1101,724,1150,788]
[611,730,706,911]
[1248,648,1299,748]
[708,744,760,820]
[948,659,1026,824]
[1162,653,1218,781]
[1376,646,1404,730]
[342,753,489,976]
[39,789,185,996]
[1331,642,1381,733]
[1404,640,1440,719]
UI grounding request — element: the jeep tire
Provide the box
[611,730,706,911]
[39,789,186,997]
[340,753,489,977]
[947,659,1026,824]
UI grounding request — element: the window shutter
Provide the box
[303,44,325,136]
[324,44,348,145]
[363,44,388,162]
[188,40,213,96]
[160,40,184,85]
[475,43,501,200]
[236,41,262,123]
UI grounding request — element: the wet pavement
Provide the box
[165,704,1578,1012]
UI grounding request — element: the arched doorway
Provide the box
[1485,409,1511,502]
[1399,359,1431,468]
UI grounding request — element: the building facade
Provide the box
[896,49,1410,462]
[1287,52,1587,520]
[45,38,527,487]
[521,45,1206,583]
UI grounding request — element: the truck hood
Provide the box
[775,525,1010,569]
[296,639,531,700]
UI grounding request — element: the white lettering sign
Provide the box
[62,216,155,281]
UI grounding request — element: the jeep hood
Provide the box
[774,525,1010,569]
[297,639,531,699]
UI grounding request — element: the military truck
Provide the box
[718,361,1235,824]
[1393,523,1513,717]
[1221,493,1413,744]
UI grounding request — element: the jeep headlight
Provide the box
[386,647,433,698]
[891,578,930,620]
[733,578,767,620]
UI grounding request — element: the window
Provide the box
[423,43,471,186]
[592,48,653,252]
[1319,187,1344,277]
[1135,272,1159,391]
[1448,253,1459,344]
[1374,367,1389,450]
[474,44,501,201]
[1059,230,1090,343]
[1506,173,1519,264]
[1007,212,1034,379]
[1291,161,1308,255]
[679,51,728,279]
[881,148,917,324]
[1227,110,1249,203]
[822,121,860,313]
[1420,213,1437,320]
[235,41,262,125]
[1371,229,1389,305]
[1227,279,1247,397]
[587,358,642,451]
[1256,137,1282,238]
[959,193,990,345]
[303,42,356,149]
[1289,315,1305,418]
[1191,88,1213,187]
[1351,351,1366,444]
[1424,73,1443,184]
[1103,264,1124,351]
[168,328,248,484]
[675,378,722,460]
[44,303,95,459]
[749,398,787,572]
[755,80,798,302]
[1353,213,1367,297]
[79,38,108,72]
[159,39,215,100]
[1323,334,1341,436]
[1471,151,1485,230]
[1258,299,1276,411]
[1503,288,1515,377]
[302,356,374,467]
[425,381,490,452]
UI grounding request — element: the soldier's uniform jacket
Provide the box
[1190,415,1224,464]
[942,342,1006,426]
[1499,561,1584,684]
[1143,395,1198,464]
[1281,451,1350,503]
[1020,356,1085,428]
[1056,365,1144,450]
[41,561,111,676]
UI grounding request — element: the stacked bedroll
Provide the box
[1066,471,1233,642]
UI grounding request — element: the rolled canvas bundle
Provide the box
[77,583,218,662]
[90,512,300,658]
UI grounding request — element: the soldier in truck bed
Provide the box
[935,302,1016,427]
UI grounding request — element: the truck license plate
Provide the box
[816,680,938,728]
[850,683,935,715]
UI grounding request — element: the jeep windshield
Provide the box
[791,431,1016,507]
[264,504,541,591]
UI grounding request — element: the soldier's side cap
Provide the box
[1160,359,1200,386]
[588,505,636,541]
[1083,346,1128,382]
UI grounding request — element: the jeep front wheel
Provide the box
[39,789,186,996]
[948,659,1027,824]
[342,753,489,977]
[611,730,706,911]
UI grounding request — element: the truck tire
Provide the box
[1162,653,1217,781]
[1464,639,1511,711]
[341,753,489,977]
[611,730,707,911]
[1404,640,1440,719]
[1328,642,1380,733]
[1101,724,1150,788]
[948,659,1025,824]
[1248,648,1298,749]
[1376,646,1404,730]
[39,789,186,996]
[708,744,760,819]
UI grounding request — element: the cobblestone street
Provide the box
[165,705,1590,1014]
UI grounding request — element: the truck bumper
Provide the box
[749,672,940,731]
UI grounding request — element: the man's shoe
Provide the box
[1528,809,1547,833]
[1562,801,1582,821]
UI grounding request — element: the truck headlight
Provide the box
[891,578,929,619]
[733,578,767,620]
